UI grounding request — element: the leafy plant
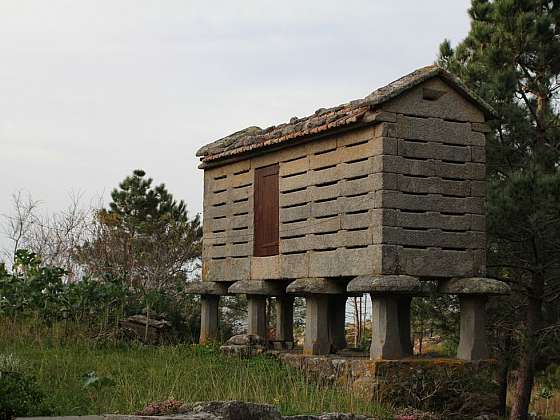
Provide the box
[0,371,49,420]
[81,371,115,389]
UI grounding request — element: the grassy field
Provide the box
[0,319,391,418]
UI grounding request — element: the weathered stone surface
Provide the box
[286,414,374,419]
[457,296,489,361]
[251,256,280,279]
[220,334,268,357]
[275,296,295,343]
[247,295,267,337]
[25,417,104,420]
[347,275,430,295]
[304,294,330,355]
[287,278,347,295]
[381,227,485,249]
[471,122,492,133]
[395,247,477,278]
[110,401,379,420]
[228,280,288,296]
[225,333,267,346]
[181,400,282,420]
[200,295,219,344]
[204,257,250,282]
[381,77,485,122]
[119,315,172,344]
[280,253,309,278]
[201,67,491,283]
[185,281,230,296]
[272,353,500,419]
[370,295,403,359]
[438,277,510,295]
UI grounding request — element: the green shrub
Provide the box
[0,371,49,420]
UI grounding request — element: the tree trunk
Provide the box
[510,273,544,420]
[498,333,512,417]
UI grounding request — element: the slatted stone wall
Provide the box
[202,124,390,281]
[202,77,488,281]
[276,125,387,279]
[374,115,487,278]
[203,159,254,282]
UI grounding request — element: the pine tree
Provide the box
[77,169,202,291]
[438,1,560,419]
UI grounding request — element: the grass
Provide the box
[0,318,392,418]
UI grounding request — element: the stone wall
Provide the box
[202,124,388,281]
[202,76,488,281]
[373,113,487,278]
[273,352,500,420]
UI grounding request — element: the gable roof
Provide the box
[197,65,494,166]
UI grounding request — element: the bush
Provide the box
[0,371,49,420]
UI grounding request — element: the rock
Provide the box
[286,278,347,295]
[219,344,267,357]
[119,314,172,344]
[438,277,510,295]
[113,400,383,420]
[347,275,432,295]
[225,334,267,346]
[179,401,282,420]
[220,334,269,356]
[286,414,375,419]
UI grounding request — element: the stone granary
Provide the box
[186,65,509,360]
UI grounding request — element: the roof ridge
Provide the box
[197,64,495,163]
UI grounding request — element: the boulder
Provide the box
[119,314,172,344]
[225,334,267,346]
[220,334,268,356]
[180,401,282,420]
[111,400,383,420]
[286,414,375,419]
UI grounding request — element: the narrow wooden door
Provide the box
[253,164,279,257]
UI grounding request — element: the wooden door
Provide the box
[253,164,279,257]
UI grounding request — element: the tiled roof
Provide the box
[197,65,494,165]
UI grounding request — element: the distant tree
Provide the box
[1,192,89,279]
[438,1,560,418]
[75,169,202,292]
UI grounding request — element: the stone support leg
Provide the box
[247,294,267,338]
[370,294,403,360]
[304,294,330,355]
[275,296,294,344]
[397,296,413,356]
[457,295,489,360]
[200,295,219,344]
[328,295,347,351]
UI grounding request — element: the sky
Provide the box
[0,0,472,252]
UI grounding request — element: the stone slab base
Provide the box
[271,352,500,419]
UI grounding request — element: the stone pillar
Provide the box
[370,294,403,359]
[200,295,219,344]
[275,296,294,344]
[247,294,267,338]
[457,295,489,360]
[304,294,330,355]
[397,296,413,356]
[328,295,347,351]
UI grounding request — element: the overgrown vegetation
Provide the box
[0,320,391,419]
[0,249,201,343]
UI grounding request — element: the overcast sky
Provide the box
[0,1,471,251]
